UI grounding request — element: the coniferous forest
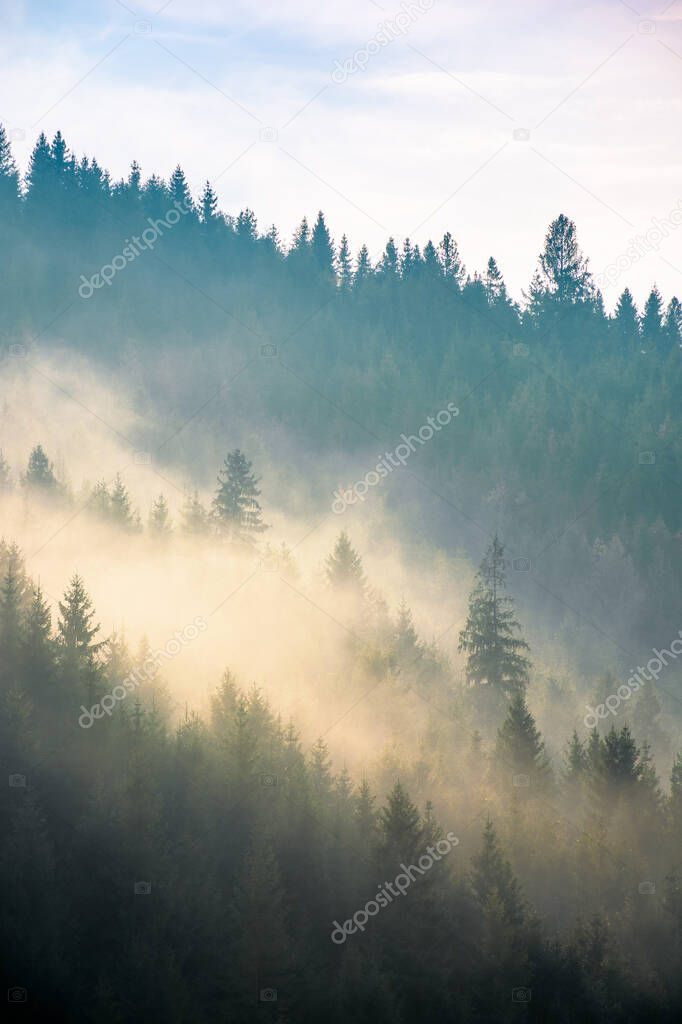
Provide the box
[2,111,682,1024]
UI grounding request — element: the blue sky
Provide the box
[3,0,682,304]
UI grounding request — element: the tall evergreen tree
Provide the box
[537,213,591,303]
[470,819,525,927]
[310,210,335,279]
[57,575,104,704]
[613,287,639,347]
[0,123,20,213]
[458,536,530,696]
[212,450,267,542]
[641,286,664,347]
[149,494,172,537]
[181,489,209,535]
[336,233,352,289]
[325,531,365,596]
[494,693,552,792]
[23,445,58,494]
[354,244,373,284]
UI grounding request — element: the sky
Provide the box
[2,0,682,306]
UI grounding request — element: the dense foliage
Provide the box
[2,124,682,1021]
[2,535,682,1021]
[1,126,680,659]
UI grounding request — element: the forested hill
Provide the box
[1,125,681,650]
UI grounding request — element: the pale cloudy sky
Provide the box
[2,0,682,305]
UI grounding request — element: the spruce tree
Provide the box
[354,244,373,285]
[664,296,681,349]
[458,536,530,696]
[378,780,422,862]
[181,489,209,535]
[494,693,552,792]
[57,575,104,704]
[0,123,20,213]
[325,531,365,596]
[23,445,58,494]
[613,287,639,346]
[199,180,218,225]
[484,256,506,304]
[0,559,26,691]
[212,450,267,543]
[168,165,193,213]
[109,473,137,531]
[337,234,352,289]
[89,480,111,521]
[311,210,335,279]
[378,237,399,278]
[149,494,172,537]
[21,585,57,702]
[641,286,664,346]
[391,599,423,670]
[470,818,525,927]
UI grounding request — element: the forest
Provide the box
[2,124,682,1021]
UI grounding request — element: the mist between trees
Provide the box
[3,124,682,1021]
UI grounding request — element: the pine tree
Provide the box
[563,730,588,786]
[89,480,111,521]
[458,536,530,696]
[484,257,507,304]
[149,494,172,537]
[537,213,591,303]
[494,693,552,792]
[309,738,333,804]
[24,132,53,207]
[127,160,142,199]
[168,165,193,213]
[23,445,58,494]
[664,296,681,349]
[325,531,365,596]
[199,180,218,225]
[0,123,20,212]
[378,780,422,862]
[311,210,335,279]
[470,818,525,927]
[378,237,399,278]
[613,287,639,346]
[181,489,209,535]
[109,473,137,531]
[337,234,352,289]
[354,244,373,285]
[438,231,465,285]
[142,173,168,217]
[57,575,104,704]
[392,599,423,671]
[212,450,267,543]
[641,286,664,347]
[0,558,26,691]
[21,585,57,701]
